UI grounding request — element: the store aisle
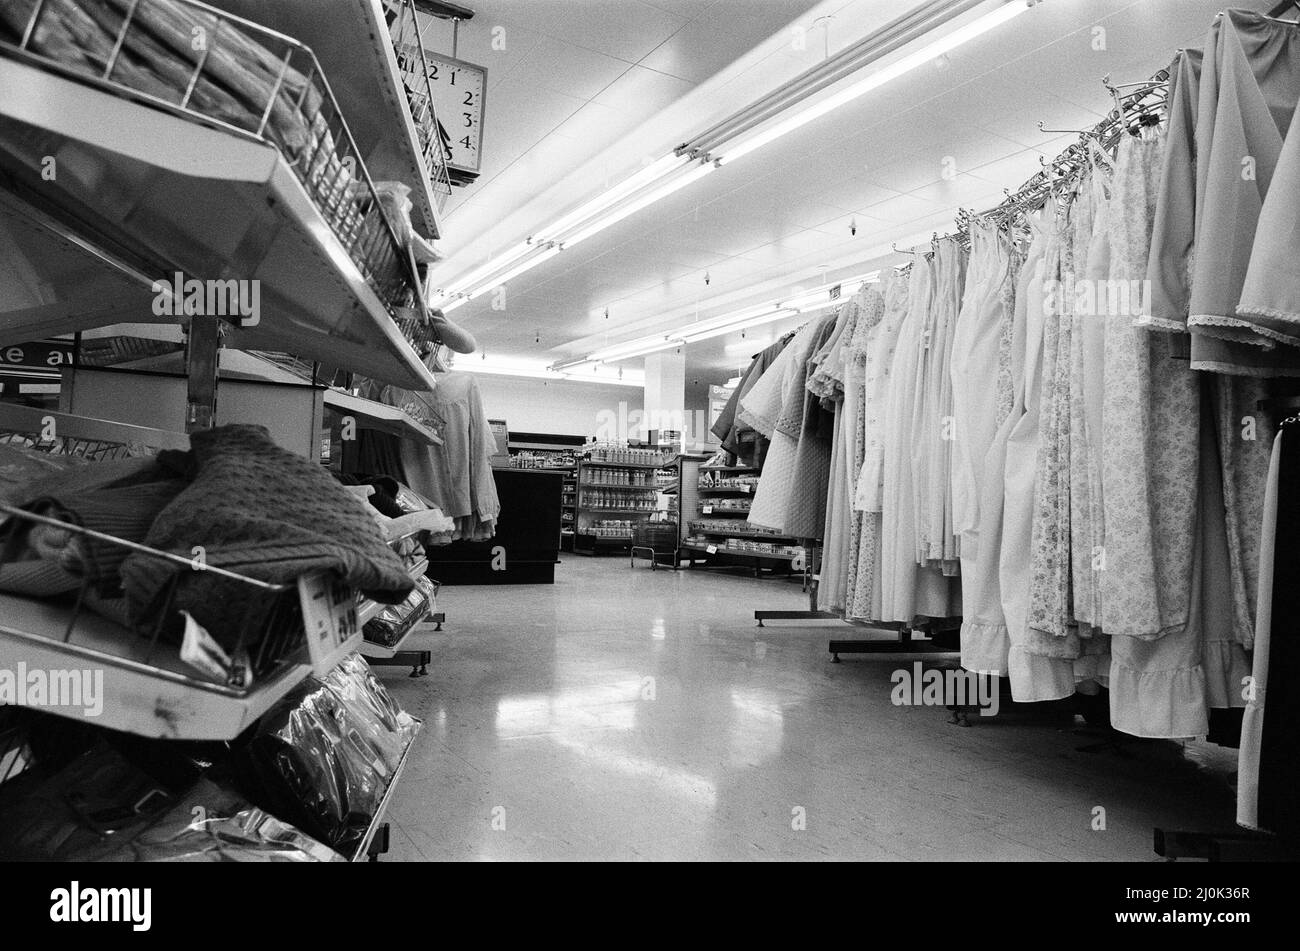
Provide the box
[381,559,1234,861]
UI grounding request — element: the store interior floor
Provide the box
[380,557,1237,861]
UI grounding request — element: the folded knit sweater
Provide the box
[121,425,413,649]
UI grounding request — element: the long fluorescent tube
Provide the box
[433,240,534,300]
[587,336,683,363]
[572,269,885,362]
[561,162,715,249]
[465,245,561,299]
[533,153,690,242]
[677,307,794,342]
[718,1,1031,164]
[458,358,645,387]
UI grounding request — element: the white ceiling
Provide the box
[421,0,1269,389]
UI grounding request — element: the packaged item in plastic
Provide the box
[362,574,435,647]
[108,778,345,862]
[238,665,418,853]
[0,743,174,861]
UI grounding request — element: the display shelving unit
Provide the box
[0,406,363,742]
[0,0,449,859]
[0,2,438,391]
[679,462,805,577]
[572,452,676,555]
[559,463,578,551]
[206,0,452,239]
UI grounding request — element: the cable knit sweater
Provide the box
[121,425,413,648]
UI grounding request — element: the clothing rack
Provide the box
[752,10,1200,659]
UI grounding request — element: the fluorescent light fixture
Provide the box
[459,357,644,387]
[587,336,683,363]
[425,0,1028,316]
[567,268,885,364]
[677,307,795,343]
[533,153,690,242]
[464,244,560,300]
[561,162,715,249]
[718,1,1032,164]
[432,240,534,302]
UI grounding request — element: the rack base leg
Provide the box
[368,649,432,678]
[1152,828,1298,862]
[754,610,839,627]
[827,637,956,656]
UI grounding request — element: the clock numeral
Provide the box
[461,135,472,149]
[429,63,438,79]
[463,113,474,127]
[464,91,475,106]
[450,70,457,85]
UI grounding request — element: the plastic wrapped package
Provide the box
[323,654,420,757]
[237,663,418,853]
[104,779,344,862]
[0,743,175,861]
[363,574,435,647]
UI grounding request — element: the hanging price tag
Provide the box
[296,572,358,675]
[706,544,718,554]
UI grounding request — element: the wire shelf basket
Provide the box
[0,0,424,318]
[0,407,356,722]
[384,0,453,208]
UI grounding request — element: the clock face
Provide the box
[423,52,487,176]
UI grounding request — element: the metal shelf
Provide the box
[0,590,359,741]
[0,43,437,391]
[359,614,436,659]
[207,0,448,238]
[583,459,676,469]
[689,527,796,540]
[324,389,442,446]
[682,542,798,562]
[351,718,422,862]
[357,556,428,627]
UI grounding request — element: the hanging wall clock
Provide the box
[423,50,487,182]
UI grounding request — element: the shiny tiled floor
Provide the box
[380,556,1237,861]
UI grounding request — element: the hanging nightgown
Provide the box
[742,316,835,535]
[1103,131,1207,739]
[784,315,839,540]
[738,321,816,531]
[919,238,965,573]
[1025,184,1084,650]
[1069,153,1113,633]
[999,201,1076,700]
[840,288,882,616]
[881,259,957,623]
[814,300,862,612]
[951,223,1015,674]
[1183,10,1300,374]
[848,271,908,622]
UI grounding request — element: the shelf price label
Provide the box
[297,572,358,675]
[706,544,718,554]
[702,505,713,514]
